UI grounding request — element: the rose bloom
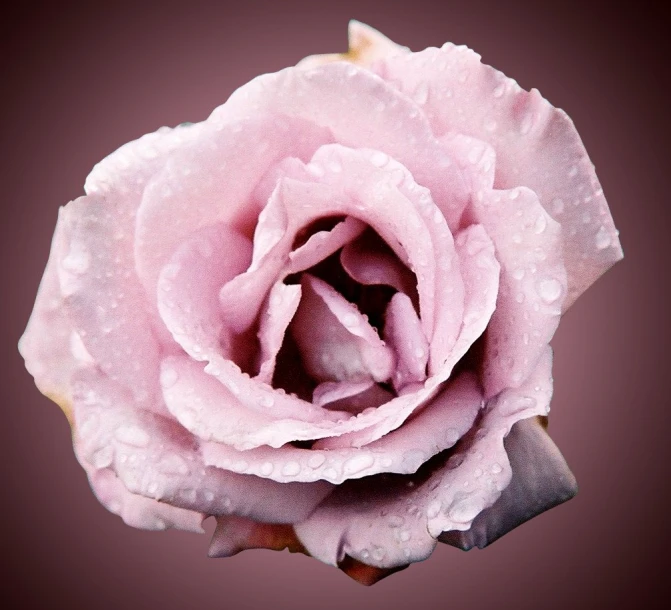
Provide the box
[20,22,622,584]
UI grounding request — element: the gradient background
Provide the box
[1,1,667,608]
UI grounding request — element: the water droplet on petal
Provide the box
[281,461,301,477]
[449,495,485,523]
[537,278,562,303]
[595,225,612,250]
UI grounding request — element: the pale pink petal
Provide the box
[202,373,482,484]
[84,466,204,533]
[57,196,162,413]
[426,348,554,538]
[440,416,577,550]
[469,187,566,398]
[287,216,367,275]
[340,232,416,295]
[211,62,469,228]
[135,115,331,300]
[85,122,206,347]
[297,20,410,70]
[312,380,376,408]
[294,351,552,568]
[256,282,302,384]
[19,217,80,410]
[161,354,350,450]
[379,44,623,307]
[323,383,394,415]
[292,274,395,383]
[157,223,252,362]
[73,370,332,524]
[383,292,429,392]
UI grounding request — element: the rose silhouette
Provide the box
[19,21,622,584]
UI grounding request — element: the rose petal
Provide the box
[291,274,395,383]
[208,516,305,557]
[340,231,416,295]
[312,380,376,408]
[57,196,162,412]
[469,186,567,398]
[383,292,429,392]
[19,217,79,415]
[202,372,481,485]
[162,354,353,450]
[83,466,204,533]
[379,43,623,307]
[287,216,367,275]
[73,369,332,524]
[256,282,302,384]
[85,122,206,347]
[297,20,410,70]
[157,223,253,361]
[293,349,552,568]
[135,115,331,300]
[439,416,577,550]
[316,382,395,415]
[212,62,468,229]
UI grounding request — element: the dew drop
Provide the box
[537,278,562,303]
[371,151,388,167]
[595,225,612,250]
[282,461,301,476]
[426,500,442,519]
[343,453,375,475]
[260,462,274,476]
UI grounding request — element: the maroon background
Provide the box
[1,1,668,608]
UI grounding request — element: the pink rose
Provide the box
[20,21,622,584]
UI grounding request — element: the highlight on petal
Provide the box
[440,416,577,550]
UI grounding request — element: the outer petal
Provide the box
[293,349,553,568]
[469,186,567,398]
[73,369,332,524]
[297,20,410,70]
[84,122,205,347]
[202,373,482,484]
[19,217,80,418]
[208,516,306,557]
[83,465,204,533]
[211,62,468,228]
[440,416,577,550]
[57,196,162,412]
[378,43,623,306]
